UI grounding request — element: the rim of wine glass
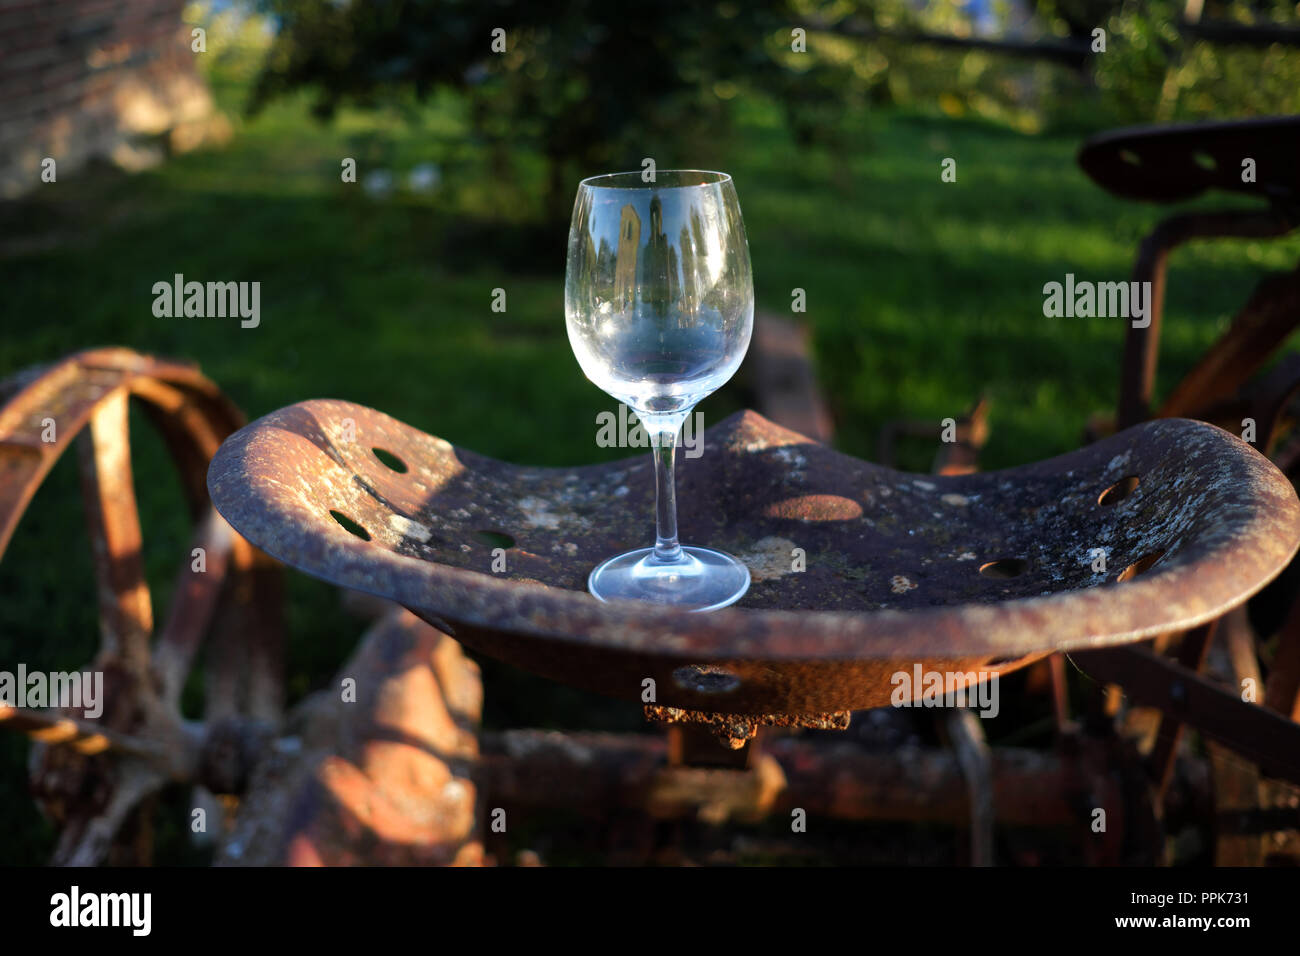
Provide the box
[578,169,733,190]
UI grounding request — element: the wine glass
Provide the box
[565,170,754,611]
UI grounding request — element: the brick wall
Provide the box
[0,0,220,198]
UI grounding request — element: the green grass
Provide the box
[2,57,1298,863]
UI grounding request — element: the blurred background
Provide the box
[1,0,1299,863]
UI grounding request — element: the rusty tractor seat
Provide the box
[1078,115,1300,210]
[206,400,1300,725]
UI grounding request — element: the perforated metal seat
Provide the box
[208,401,1300,717]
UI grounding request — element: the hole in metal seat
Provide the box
[1117,549,1166,582]
[475,530,514,549]
[979,558,1028,579]
[329,509,371,541]
[1098,475,1140,506]
[372,447,408,473]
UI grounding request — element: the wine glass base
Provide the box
[587,546,751,612]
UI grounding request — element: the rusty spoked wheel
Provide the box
[0,348,283,865]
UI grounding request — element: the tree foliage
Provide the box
[250,0,801,220]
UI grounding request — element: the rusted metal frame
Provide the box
[1047,653,1073,734]
[3,357,252,710]
[0,349,241,556]
[0,362,127,556]
[52,763,167,867]
[648,705,849,751]
[63,385,163,868]
[1264,595,1300,721]
[213,609,482,867]
[943,708,994,865]
[1190,352,1300,456]
[85,358,279,719]
[1159,266,1300,423]
[130,375,243,520]
[0,704,166,761]
[127,374,285,722]
[75,387,155,681]
[1207,742,1265,865]
[0,349,283,865]
[1254,358,1300,462]
[934,397,989,476]
[1205,606,1268,864]
[1117,209,1295,429]
[128,370,288,722]
[1146,621,1216,801]
[1,698,267,794]
[479,730,1142,836]
[101,376,245,712]
[1071,643,1300,788]
[666,725,753,769]
[1054,730,1150,865]
[151,508,233,709]
[200,534,287,726]
[229,541,286,722]
[1219,606,1261,693]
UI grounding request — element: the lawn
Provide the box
[2,51,1297,863]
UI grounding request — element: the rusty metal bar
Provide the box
[1190,353,1300,460]
[935,397,989,476]
[1159,266,1300,422]
[153,508,234,709]
[1117,209,1294,429]
[0,704,165,760]
[1072,643,1300,787]
[1147,621,1216,800]
[75,387,154,676]
[944,708,994,865]
[479,729,1121,832]
[1048,653,1072,734]
[1264,594,1300,721]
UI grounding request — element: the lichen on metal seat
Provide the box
[207,400,1300,718]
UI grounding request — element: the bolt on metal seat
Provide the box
[208,401,1300,731]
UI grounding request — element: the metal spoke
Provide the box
[153,508,233,709]
[0,704,165,760]
[49,762,164,867]
[75,388,153,677]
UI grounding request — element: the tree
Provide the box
[250,0,800,223]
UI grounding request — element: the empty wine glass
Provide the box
[565,170,754,611]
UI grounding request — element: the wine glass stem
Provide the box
[651,428,683,563]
